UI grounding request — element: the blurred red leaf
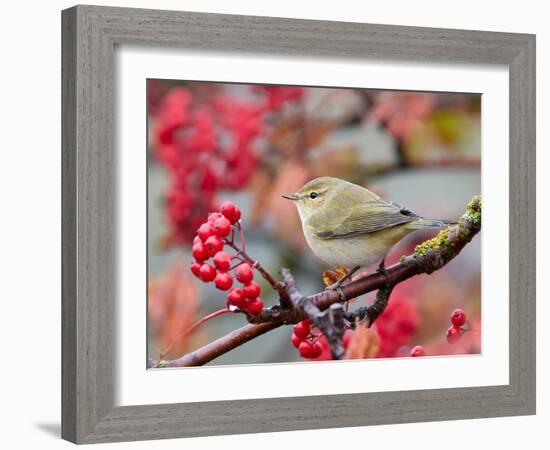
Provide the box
[367,92,436,143]
[148,262,200,358]
[374,292,419,358]
[344,324,380,360]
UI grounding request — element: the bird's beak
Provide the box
[281,193,299,201]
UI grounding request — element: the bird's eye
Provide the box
[309,192,318,199]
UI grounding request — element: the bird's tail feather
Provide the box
[408,218,457,230]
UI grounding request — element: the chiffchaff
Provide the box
[282,177,455,288]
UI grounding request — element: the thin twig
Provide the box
[226,240,291,307]
[158,308,233,360]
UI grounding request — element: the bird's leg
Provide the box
[326,265,361,292]
[376,257,390,284]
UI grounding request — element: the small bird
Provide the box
[282,177,455,289]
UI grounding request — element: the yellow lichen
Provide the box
[462,195,482,226]
[413,195,481,259]
[414,228,452,258]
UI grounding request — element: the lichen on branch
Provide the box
[401,195,481,274]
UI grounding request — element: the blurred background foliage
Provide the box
[147,80,481,365]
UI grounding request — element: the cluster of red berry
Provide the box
[153,88,262,243]
[409,308,468,355]
[290,320,323,359]
[153,85,305,244]
[190,201,264,315]
[446,308,467,344]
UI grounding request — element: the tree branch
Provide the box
[281,268,347,360]
[150,196,481,368]
[157,322,282,368]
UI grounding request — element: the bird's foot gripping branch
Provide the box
[150,196,481,368]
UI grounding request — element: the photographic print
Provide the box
[62,8,535,442]
[147,80,482,368]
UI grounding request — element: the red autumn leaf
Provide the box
[344,324,381,360]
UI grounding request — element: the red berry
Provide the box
[192,242,209,262]
[298,340,315,358]
[451,309,467,327]
[220,201,240,224]
[227,288,245,308]
[446,326,464,344]
[207,212,223,224]
[291,333,302,348]
[410,345,425,357]
[245,298,264,314]
[204,235,223,256]
[235,263,254,283]
[197,222,215,241]
[213,251,232,271]
[293,320,311,339]
[310,341,323,358]
[193,235,202,245]
[190,262,201,278]
[243,280,261,298]
[214,272,233,291]
[199,263,217,282]
[212,217,231,238]
[234,206,242,222]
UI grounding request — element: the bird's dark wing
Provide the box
[311,200,420,239]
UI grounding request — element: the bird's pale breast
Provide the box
[304,224,412,268]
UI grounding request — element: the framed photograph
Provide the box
[62,5,535,444]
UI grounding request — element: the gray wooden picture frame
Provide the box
[61,5,536,444]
